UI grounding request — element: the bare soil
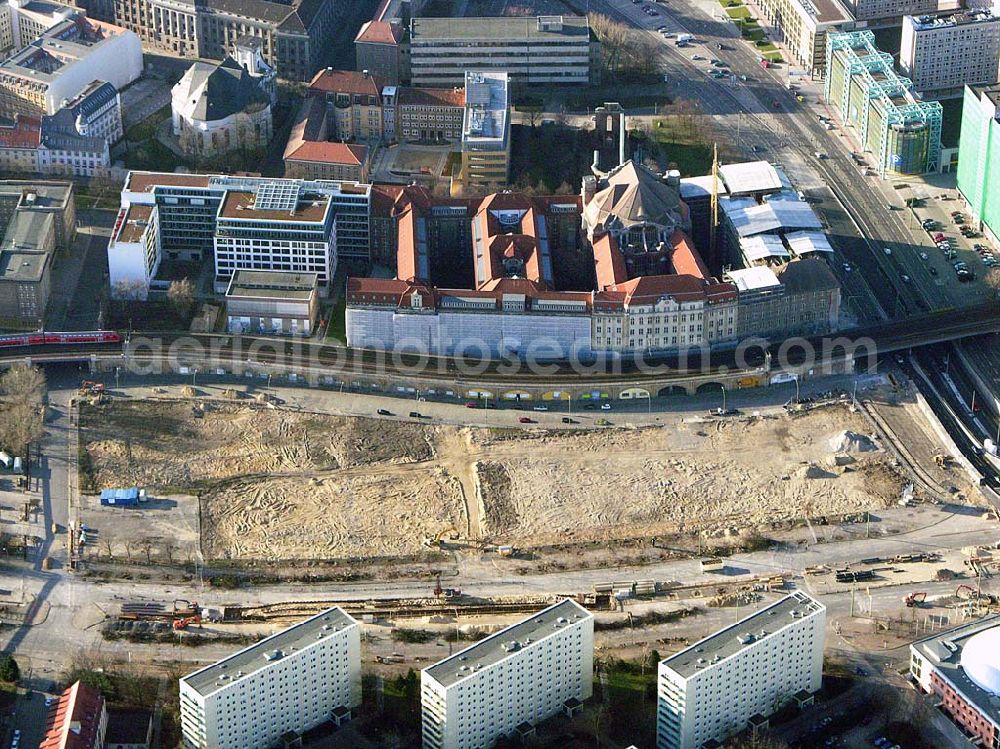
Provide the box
[80,400,905,561]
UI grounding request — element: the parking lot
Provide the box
[4,687,59,749]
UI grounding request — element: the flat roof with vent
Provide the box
[181,607,357,697]
[662,592,824,679]
[423,599,592,689]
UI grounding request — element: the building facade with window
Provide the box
[910,615,1000,748]
[421,599,594,749]
[407,15,600,87]
[179,607,361,749]
[657,592,825,749]
[112,0,340,81]
[900,10,1000,99]
[109,172,371,297]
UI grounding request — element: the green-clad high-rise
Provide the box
[957,84,1000,246]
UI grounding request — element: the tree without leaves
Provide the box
[138,537,157,564]
[167,278,196,319]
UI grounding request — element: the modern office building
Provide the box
[957,83,1000,246]
[108,172,370,297]
[825,30,942,176]
[752,0,854,75]
[657,592,826,749]
[460,71,510,188]
[910,614,1000,747]
[179,607,361,749]
[407,15,600,87]
[421,599,594,749]
[900,10,1000,98]
[113,0,341,81]
[0,15,141,118]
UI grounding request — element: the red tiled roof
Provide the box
[371,184,404,217]
[398,86,464,108]
[308,68,383,97]
[40,681,105,749]
[397,208,420,281]
[285,141,367,166]
[669,230,709,279]
[593,233,626,289]
[606,273,709,306]
[355,20,401,45]
[0,116,41,149]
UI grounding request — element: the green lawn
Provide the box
[651,120,714,176]
[726,5,751,18]
[325,295,347,343]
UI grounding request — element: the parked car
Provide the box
[377,408,392,416]
[561,417,576,424]
[409,411,422,418]
[929,266,938,276]
[518,416,534,424]
[600,403,612,410]
[842,262,853,272]
[532,405,549,411]
[883,247,892,255]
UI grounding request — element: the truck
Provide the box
[675,33,693,45]
[99,487,145,507]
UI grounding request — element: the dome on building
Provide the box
[961,627,1000,695]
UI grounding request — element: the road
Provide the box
[585,0,992,324]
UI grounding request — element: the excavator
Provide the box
[904,591,927,607]
[423,526,460,549]
[173,615,202,630]
[79,381,105,396]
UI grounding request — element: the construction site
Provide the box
[73,393,964,563]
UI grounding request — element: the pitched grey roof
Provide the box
[584,160,684,232]
[176,57,270,123]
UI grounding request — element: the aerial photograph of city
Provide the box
[0,0,999,744]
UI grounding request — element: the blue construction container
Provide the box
[99,487,140,507]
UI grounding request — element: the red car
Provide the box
[518,417,534,424]
[933,233,946,242]
[465,401,478,408]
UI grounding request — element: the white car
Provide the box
[842,262,852,272]
[600,403,612,410]
[883,247,892,256]
[532,405,548,412]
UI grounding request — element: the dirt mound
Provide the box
[828,430,877,453]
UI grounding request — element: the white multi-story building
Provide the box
[108,172,371,298]
[408,15,600,87]
[179,607,361,749]
[460,71,510,188]
[213,186,337,292]
[0,15,141,118]
[0,0,74,57]
[751,0,854,74]
[900,9,1000,98]
[421,599,593,749]
[657,592,825,749]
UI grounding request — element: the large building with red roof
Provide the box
[39,681,107,749]
[347,158,840,356]
[346,161,740,356]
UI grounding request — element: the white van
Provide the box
[0,451,10,469]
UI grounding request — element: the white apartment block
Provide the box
[751,0,854,74]
[843,0,937,22]
[900,9,1000,97]
[421,599,594,749]
[657,592,825,749]
[179,607,361,749]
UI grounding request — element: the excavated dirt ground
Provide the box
[80,400,906,560]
